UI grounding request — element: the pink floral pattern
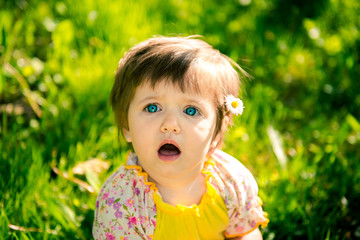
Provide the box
[93,150,268,239]
[93,153,157,240]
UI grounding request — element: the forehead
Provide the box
[136,79,214,100]
[143,60,222,95]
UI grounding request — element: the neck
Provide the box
[148,164,207,206]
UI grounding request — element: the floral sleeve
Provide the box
[93,165,156,240]
[210,150,269,238]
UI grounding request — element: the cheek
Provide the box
[129,119,158,146]
[192,119,216,142]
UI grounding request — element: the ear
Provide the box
[123,128,132,142]
[207,136,220,156]
[208,116,229,155]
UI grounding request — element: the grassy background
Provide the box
[1,0,359,239]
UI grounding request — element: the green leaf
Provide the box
[85,168,101,193]
[0,209,9,239]
[346,114,360,132]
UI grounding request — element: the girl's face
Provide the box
[124,80,220,182]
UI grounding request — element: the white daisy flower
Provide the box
[225,95,244,115]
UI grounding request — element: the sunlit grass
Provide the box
[1,0,359,239]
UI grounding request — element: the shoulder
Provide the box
[210,149,258,194]
[208,149,260,218]
[93,156,157,239]
[95,164,139,207]
[208,150,268,237]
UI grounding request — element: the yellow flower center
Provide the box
[231,101,238,108]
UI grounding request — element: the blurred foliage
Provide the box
[0,0,359,239]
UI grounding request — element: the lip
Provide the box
[157,140,181,162]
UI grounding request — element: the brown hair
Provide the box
[110,36,248,147]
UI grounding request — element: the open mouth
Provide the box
[158,143,181,161]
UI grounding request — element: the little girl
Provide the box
[93,36,269,240]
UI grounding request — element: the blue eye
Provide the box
[184,107,199,116]
[145,104,160,113]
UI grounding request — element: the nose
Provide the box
[160,113,180,134]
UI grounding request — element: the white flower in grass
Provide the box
[225,95,244,115]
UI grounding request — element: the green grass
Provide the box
[1,0,360,239]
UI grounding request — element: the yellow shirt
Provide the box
[153,181,229,239]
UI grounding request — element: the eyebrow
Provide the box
[137,95,160,105]
[136,92,211,112]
